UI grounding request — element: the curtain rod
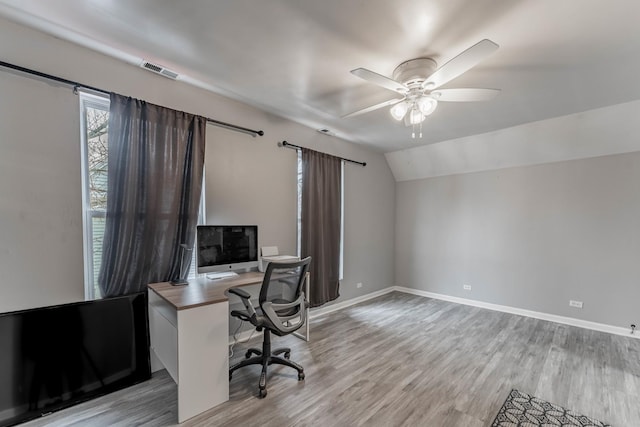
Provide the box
[0,60,265,138]
[278,141,366,167]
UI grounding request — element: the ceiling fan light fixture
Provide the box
[390,101,409,121]
[346,39,500,139]
[409,107,425,125]
[417,97,438,116]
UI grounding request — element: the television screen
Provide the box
[197,225,258,274]
[0,293,150,427]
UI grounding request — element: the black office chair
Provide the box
[228,257,311,398]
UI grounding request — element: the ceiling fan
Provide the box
[344,39,500,137]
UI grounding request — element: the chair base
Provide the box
[229,329,304,398]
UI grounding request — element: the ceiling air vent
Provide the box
[317,128,336,137]
[140,61,179,80]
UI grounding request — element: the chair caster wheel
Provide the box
[259,388,267,398]
[298,372,305,381]
[245,351,252,359]
[284,351,291,359]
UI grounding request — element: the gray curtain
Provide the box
[301,148,342,307]
[98,93,206,297]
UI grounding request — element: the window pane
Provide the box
[297,151,302,257]
[86,107,109,211]
[91,215,105,298]
[188,189,206,279]
[80,94,109,300]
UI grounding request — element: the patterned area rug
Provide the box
[491,389,610,427]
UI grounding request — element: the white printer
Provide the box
[258,246,299,272]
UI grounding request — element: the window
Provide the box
[79,93,204,299]
[297,151,303,257]
[190,180,206,278]
[340,160,344,279]
[80,93,109,300]
[296,151,344,279]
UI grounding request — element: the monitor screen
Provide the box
[197,225,258,274]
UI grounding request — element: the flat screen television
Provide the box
[0,292,150,427]
[197,225,258,275]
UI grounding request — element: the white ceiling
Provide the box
[2,0,640,153]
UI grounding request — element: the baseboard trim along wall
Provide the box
[308,287,396,320]
[393,286,640,340]
[229,324,262,347]
[229,286,395,346]
[227,285,639,346]
[226,287,397,346]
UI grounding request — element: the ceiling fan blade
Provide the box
[351,68,408,94]
[432,88,500,102]
[423,39,499,90]
[342,97,404,118]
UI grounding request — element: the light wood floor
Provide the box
[22,292,640,426]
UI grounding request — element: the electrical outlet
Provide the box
[356,282,362,289]
[463,284,471,291]
[569,300,583,309]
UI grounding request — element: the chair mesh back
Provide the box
[259,257,310,334]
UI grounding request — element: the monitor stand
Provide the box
[206,271,239,280]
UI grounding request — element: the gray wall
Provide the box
[0,17,395,312]
[395,152,640,328]
[205,122,396,303]
[0,71,84,312]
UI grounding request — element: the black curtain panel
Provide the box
[300,148,342,307]
[98,93,206,297]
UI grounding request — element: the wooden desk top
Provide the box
[148,271,265,311]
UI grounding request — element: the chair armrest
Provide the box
[228,287,251,300]
[230,310,252,322]
[228,287,257,320]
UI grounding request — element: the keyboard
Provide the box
[206,272,239,280]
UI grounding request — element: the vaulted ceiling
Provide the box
[2,0,640,153]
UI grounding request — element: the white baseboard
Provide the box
[309,287,396,319]
[228,326,262,346]
[150,348,164,373]
[227,289,395,346]
[227,285,638,343]
[393,286,639,340]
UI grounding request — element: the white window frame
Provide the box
[189,179,206,279]
[339,160,344,280]
[79,92,110,300]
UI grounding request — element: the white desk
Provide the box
[147,272,309,423]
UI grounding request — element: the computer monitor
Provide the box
[197,225,258,275]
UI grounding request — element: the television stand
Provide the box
[206,271,239,280]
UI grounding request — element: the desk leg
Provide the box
[177,301,229,423]
[293,272,310,342]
